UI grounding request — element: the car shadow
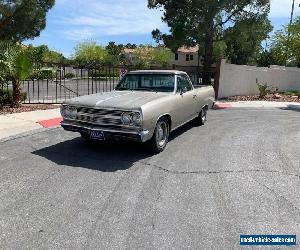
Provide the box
[32,138,152,172]
[32,120,198,172]
[279,104,300,112]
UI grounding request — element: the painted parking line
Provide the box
[37,117,62,128]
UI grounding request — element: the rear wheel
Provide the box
[148,117,169,154]
[195,106,208,126]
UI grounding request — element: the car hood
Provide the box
[66,91,170,110]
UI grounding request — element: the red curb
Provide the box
[37,117,63,128]
[213,103,232,109]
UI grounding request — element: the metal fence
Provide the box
[1,64,217,104]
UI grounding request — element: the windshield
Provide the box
[115,74,175,92]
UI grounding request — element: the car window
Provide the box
[177,75,193,92]
[115,74,175,92]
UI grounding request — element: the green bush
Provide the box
[64,72,75,79]
[30,69,55,80]
[0,89,27,107]
[256,79,271,97]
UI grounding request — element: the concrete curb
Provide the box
[214,101,300,110]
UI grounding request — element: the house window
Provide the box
[175,53,178,61]
[186,54,194,61]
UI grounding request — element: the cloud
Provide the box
[54,0,166,41]
[63,28,95,41]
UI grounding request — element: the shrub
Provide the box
[256,79,271,97]
[0,89,27,107]
[30,69,55,80]
[64,72,75,79]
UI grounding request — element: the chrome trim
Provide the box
[61,122,148,136]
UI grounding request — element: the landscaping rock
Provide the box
[224,94,300,103]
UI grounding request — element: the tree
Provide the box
[224,17,272,65]
[0,0,55,41]
[0,42,32,106]
[256,49,277,67]
[133,45,172,68]
[105,42,124,65]
[270,17,300,67]
[148,0,270,84]
[73,41,108,66]
[125,43,137,49]
[26,45,65,68]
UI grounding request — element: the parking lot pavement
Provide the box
[0,108,299,249]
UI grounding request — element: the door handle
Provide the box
[193,95,197,99]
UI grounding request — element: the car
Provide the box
[60,70,215,153]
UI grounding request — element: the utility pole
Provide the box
[286,0,296,65]
[290,0,296,25]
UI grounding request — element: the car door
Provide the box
[175,74,197,125]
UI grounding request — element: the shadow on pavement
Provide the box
[32,120,198,172]
[279,104,300,112]
[32,138,152,172]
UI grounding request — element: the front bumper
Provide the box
[61,121,151,142]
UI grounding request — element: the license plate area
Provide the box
[90,130,105,140]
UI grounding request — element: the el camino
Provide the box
[61,70,215,153]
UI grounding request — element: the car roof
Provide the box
[127,70,187,75]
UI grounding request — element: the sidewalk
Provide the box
[0,109,61,140]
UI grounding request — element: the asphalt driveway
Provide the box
[0,108,299,249]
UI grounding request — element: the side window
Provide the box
[177,75,193,92]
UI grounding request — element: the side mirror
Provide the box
[180,87,187,95]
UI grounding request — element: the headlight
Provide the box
[60,105,77,119]
[121,112,142,126]
[121,112,132,125]
[132,113,142,126]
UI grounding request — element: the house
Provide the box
[171,46,204,67]
[122,46,204,67]
[123,48,136,64]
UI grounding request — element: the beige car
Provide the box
[61,70,215,153]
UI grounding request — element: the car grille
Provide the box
[75,107,124,126]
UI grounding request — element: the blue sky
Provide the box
[25,0,300,56]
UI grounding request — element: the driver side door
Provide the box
[174,74,197,125]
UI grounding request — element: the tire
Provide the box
[195,106,208,126]
[148,117,170,154]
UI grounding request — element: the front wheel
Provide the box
[148,117,170,154]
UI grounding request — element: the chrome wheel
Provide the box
[156,121,168,147]
[201,108,207,123]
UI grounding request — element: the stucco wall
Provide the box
[218,60,300,98]
[170,51,201,67]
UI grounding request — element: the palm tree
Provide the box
[0,42,32,107]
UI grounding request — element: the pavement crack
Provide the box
[139,161,300,179]
[253,178,300,213]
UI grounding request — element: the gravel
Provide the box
[0,104,59,115]
[223,94,300,103]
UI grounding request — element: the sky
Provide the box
[24,0,300,56]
